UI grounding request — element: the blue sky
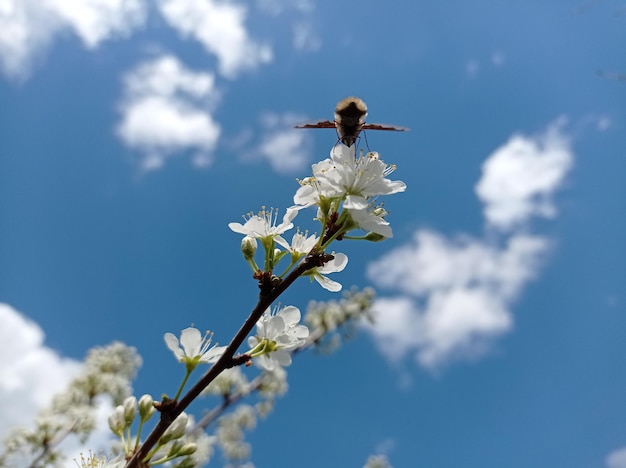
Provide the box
[0,0,625,467]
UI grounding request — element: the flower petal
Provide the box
[202,345,226,363]
[255,354,274,371]
[179,327,203,357]
[273,350,292,367]
[164,333,183,359]
[279,305,301,326]
[265,315,286,340]
[314,273,343,292]
[343,194,369,210]
[318,253,348,273]
[228,222,248,234]
[350,209,393,238]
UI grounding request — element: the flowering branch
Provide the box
[3,105,406,468]
[190,288,375,435]
[122,142,405,467]
[125,251,323,467]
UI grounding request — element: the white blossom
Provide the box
[75,452,125,468]
[293,145,404,237]
[288,230,318,256]
[228,207,298,248]
[248,306,309,371]
[324,144,405,197]
[164,327,225,368]
[294,144,405,206]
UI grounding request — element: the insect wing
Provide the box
[294,120,337,129]
[362,123,409,132]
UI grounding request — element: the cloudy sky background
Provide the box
[1,0,625,467]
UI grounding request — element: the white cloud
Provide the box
[0,0,146,79]
[158,0,272,79]
[0,304,117,463]
[254,0,320,51]
[253,112,312,173]
[363,121,573,369]
[365,232,547,368]
[0,303,80,440]
[475,120,573,231]
[231,111,314,174]
[45,0,145,48]
[607,447,626,468]
[368,231,547,301]
[363,297,422,362]
[116,55,221,171]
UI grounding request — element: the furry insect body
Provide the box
[295,96,407,147]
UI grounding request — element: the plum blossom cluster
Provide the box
[225,143,404,381]
[293,144,406,240]
[0,343,141,468]
[229,144,404,294]
[304,287,376,353]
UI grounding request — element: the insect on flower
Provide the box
[294,96,408,147]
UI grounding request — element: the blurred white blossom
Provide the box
[0,342,140,467]
[305,288,376,353]
[203,367,250,397]
[216,405,257,465]
[364,454,393,468]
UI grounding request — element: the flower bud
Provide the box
[123,396,137,424]
[177,443,197,456]
[108,406,126,436]
[138,394,155,422]
[241,236,257,261]
[160,412,188,444]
